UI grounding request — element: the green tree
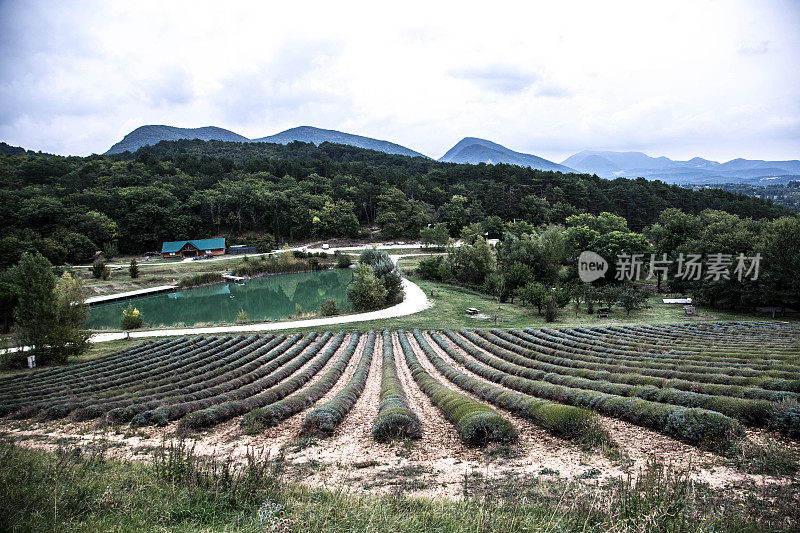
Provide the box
[121,304,143,329]
[618,285,651,316]
[347,263,387,311]
[516,281,547,314]
[129,258,139,279]
[92,261,109,280]
[49,272,90,361]
[420,223,449,248]
[447,236,495,287]
[417,256,444,281]
[358,249,403,305]
[9,252,56,357]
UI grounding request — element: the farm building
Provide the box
[161,238,226,258]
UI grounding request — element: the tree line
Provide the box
[0,138,789,270]
[415,211,800,314]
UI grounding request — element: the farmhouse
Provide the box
[161,238,226,258]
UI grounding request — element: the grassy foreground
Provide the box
[0,441,796,532]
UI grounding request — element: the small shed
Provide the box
[161,238,226,258]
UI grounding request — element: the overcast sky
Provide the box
[1,0,798,162]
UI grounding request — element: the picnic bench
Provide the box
[597,307,610,318]
[683,305,696,316]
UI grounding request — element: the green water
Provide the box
[86,268,353,330]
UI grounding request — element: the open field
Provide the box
[1,321,798,532]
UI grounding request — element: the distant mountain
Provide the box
[439,137,574,172]
[562,150,800,184]
[105,124,426,158]
[106,126,250,154]
[0,142,53,157]
[253,126,426,158]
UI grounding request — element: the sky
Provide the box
[0,0,798,162]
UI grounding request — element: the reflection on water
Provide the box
[86,268,353,329]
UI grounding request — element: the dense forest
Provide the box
[0,138,790,268]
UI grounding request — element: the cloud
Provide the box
[738,40,771,54]
[535,83,573,99]
[0,0,797,162]
[449,65,540,94]
[213,39,349,128]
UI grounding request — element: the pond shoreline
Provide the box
[86,268,354,330]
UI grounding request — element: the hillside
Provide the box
[562,150,800,184]
[104,124,426,158]
[439,137,574,172]
[105,126,250,154]
[254,126,427,158]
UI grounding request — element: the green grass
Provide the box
[72,271,793,342]
[269,274,788,335]
[0,440,796,532]
[79,255,252,296]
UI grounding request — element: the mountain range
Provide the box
[104,124,798,184]
[106,125,426,158]
[562,151,800,184]
[439,137,572,172]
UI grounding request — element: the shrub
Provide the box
[236,308,248,322]
[319,299,338,316]
[92,261,109,280]
[335,251,353,269]
[302,332,376,437]
[121,305,143,329]
[129,258,139,279]
[397,330,516,446]
[544,296,558,322]
[373,331,422,441]
[416,256,444,281]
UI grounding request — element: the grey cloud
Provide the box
[137,68,195,108]
[738,40,771,54]
[450,65,540,94]
[215,40,349,127]
[535,83,573,99]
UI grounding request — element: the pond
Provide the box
[86,268,353,330]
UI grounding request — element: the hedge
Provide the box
[421,331,610,448]
[440,330,744,449]
[302,331,376,437]
[240,332,363,433]
[396,330,516,446]
[372,330,422,442]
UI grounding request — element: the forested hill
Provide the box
[0,138,791,266]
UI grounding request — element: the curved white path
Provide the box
[88,253,432,344]
[91,277,430,343]
[0,254,434,354]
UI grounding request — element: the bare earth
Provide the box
[1,332,795,500]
